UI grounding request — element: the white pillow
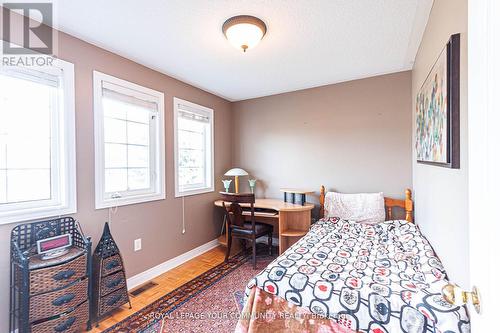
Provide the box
[324,191,385,224]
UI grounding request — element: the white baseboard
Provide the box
[127,238,219,290]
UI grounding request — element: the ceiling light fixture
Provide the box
[222,15,267,52]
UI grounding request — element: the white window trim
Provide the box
[93,71,166,209]
[173,97,215,197]
[0,59,77,224]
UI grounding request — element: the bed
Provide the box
[236,187,470,333]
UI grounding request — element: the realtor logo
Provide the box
[2,2,53,55]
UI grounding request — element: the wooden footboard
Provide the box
[319,186,414,222]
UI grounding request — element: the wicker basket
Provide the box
[99,287,129,316]
[31,301,88,333]
[101,254,123,277]
[30,254,87,295]
[30,279,88,322]
[100,270,126,296]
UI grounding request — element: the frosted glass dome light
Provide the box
[223,15,267,52]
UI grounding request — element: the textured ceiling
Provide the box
[51,0,432,101]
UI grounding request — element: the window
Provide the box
[93,71,165,209]
[0,60,76,224]
[173,98,214,197]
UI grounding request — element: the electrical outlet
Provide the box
[134,238,142,252]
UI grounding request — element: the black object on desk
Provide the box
[280,188,314,206]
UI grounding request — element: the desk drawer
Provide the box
[30,279,88,322]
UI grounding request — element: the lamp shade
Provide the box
[224,168,248,176]
[222,15,267,52]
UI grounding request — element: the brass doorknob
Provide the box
[442,283,481,314]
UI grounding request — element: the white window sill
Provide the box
[175,187,214,198]
[96,192,166,209]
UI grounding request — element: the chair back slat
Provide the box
[220,192,255,204]
[225,202,246,227]
[220,192,255,230]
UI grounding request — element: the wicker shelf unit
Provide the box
[92,222,131,327]
[10,217,92,333]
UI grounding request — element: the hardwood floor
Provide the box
[91,245,229,332]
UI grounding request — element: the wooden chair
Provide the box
[220,192,273,269]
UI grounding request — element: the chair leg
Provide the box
[268,232,273,256]
[252,239,257,269]
[225,233,232,262]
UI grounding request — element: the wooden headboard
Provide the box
[319,185,414,223]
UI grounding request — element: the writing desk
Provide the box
[214,198,314,254]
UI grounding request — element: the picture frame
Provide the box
[415,33,460,168]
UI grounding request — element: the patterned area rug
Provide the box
[103,249,274,333]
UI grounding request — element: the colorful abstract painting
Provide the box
[415,47,448,163]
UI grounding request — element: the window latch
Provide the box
[111,193,122,199]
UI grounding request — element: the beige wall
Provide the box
[232,71,413,207]
[0,14,232,331]
[411,0,469,286]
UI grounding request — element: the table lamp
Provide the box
[224,168,248,193]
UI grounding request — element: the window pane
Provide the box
[0,73,54,205]
[0,64,77,222]
[127,122,149,146]
[175,103,213,194]
[104,117,127,144]
[178,117,205,132]
[179,167,204,186]
[0,75,52,138]
[127,105,150,124]
[178,129,204,150]
[6,138,50,169]
[7,169,50,202]
[105,143,127,168]
[105,168,127,193]
[102,98,127,120]
[128,168,149,190]
[128,145,149,168]
[0,100,6,137]
[0,170,6,204]
[0,135,6,169]
[179,149,204,168]
[102,97,153,194]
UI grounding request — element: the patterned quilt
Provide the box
[245,218,470,333]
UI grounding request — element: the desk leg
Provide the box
[278,210,311,255]
[217,214,229,247]
[220,215,226,236]
[224,216,229,247]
